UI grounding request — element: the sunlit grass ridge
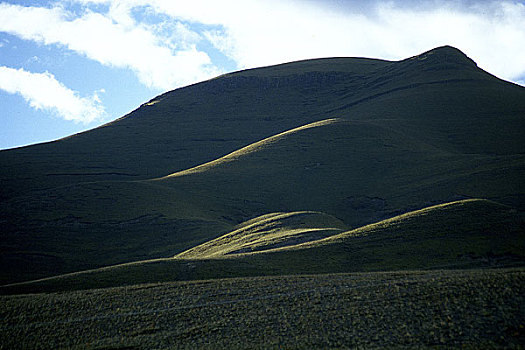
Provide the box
[161,118,341,178]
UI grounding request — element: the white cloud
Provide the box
[123,0,525,85]
[0,66,105,123]
[370,1,525,82]
[0,2,221,90]
[1,0,524,88]
[200,0,525,84]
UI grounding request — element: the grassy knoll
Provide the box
[178,198,525,265]
[175,211,348,259]
[155,117,525,229]
[1,268,523,349]
[2,198,522,294]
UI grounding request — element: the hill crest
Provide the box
[406,45,478,68]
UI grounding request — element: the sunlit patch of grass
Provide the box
[160,118,342,178]
[175,211,348,259]
[144,100,160,106]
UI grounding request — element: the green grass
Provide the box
[2,269,524,349]
[180,199,525,261]
[2,198,522,294]
[0,45,524,286]
[175,211,348,259]
[0,181,235,284]
[161,118,341,178]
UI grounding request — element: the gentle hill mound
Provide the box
[263,199,525,269]
[3,199,523,294]
[162,118,341,178]
[174,199,525,269]
[0,181,235,284]
[175,211,348,259]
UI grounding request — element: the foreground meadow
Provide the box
[1,268,523,349]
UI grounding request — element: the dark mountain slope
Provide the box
[1,46,524,285]
[1,116,523,284]
[156,117,524,225]
[1,46,523,201]
[0,57,389,201]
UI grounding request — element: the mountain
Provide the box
[1,45,524,287]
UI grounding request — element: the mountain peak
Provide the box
[411,45,478,68]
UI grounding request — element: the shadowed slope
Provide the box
[2,199,523,294]
[174,199,525,266]
[156,118,525,228]
[1,46,523,201]
[1,116,524,284]
[0,57,391,200]
[0,181,236,284]
[162,119,341,178]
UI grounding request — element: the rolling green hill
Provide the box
[2,198,523,294]
[174,210,349,259]
[0,45,524,287]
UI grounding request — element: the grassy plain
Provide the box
[1,268,523,349]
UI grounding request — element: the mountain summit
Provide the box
[409,45,478,68]
[1,46,524,286]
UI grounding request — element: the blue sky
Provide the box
[1,0,524,150]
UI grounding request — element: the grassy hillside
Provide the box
[179,199,524,262]
[0,45,524,286]
[175,211,348,259]
[0,58,391,201]
[156,117,524,227]
[2,116,523,284]
[3,199,523,294]
[1,46,523,200]
[0,181,236,284]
